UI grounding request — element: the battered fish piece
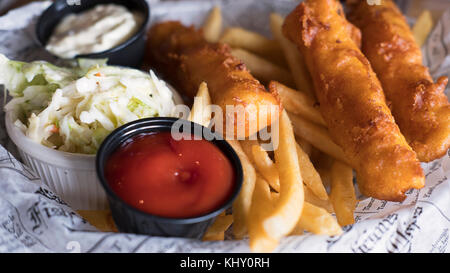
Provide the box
[146,22,281,138]
[283,0,424,201]
[349,0,450,162]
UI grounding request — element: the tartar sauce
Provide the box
[46,4,144,58]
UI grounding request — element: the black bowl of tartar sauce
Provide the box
[36,0,149,68]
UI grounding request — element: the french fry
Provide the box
[304,186,333,213]
[203,6,222,43]
[77,210,117,232]
[231,48,295,86]
[203,212,233,241]
[246,140,328,207]
[270,81,325,126]
[412,10,433,47]
[292,187,334,234]
[270,13,315,97]
[188,82,211,127]
[248,176,279,252]
[330,160,357,227]
[219,27,286,66]
[239,139,258,164]
[296,202,342,236]
[288,112,350,165]
[228,140,256,239]
[270,191,279,201]
[251,144,280,192]
[296,143,328,200]
[289,225,304,236]
[263,110,304,240]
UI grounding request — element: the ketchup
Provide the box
[104,132,235,218]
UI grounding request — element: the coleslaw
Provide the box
[0,54,176,154]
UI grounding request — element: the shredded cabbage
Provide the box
[1,54,176,154]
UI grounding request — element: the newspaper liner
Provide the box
[0,0,449,253]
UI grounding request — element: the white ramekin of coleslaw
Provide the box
[1,54,182,209]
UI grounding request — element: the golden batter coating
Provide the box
[349,0,450,162]
[283,0,424,201]
[146,22,281,138]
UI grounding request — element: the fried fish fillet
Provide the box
[145,21,281,138]
[349,0,450,162]
[283,0,424,201]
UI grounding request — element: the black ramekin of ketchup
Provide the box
[96,117,243,239]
